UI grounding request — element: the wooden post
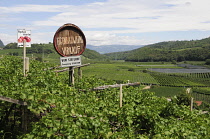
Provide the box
[190,97,193,111]
[69,67,74,86]
[25,57,29,74]
[21,105,27,132]
[120,84,123,107]
[78,67,82,79]
[23,40,26,77]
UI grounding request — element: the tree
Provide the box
[171,60,177,64]
[205,59,210,65]
[4,43,18,49]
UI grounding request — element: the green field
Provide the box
[81,61,210,87]
[142,86,185,97]
[81,61,177,84]
[81,61,210,104]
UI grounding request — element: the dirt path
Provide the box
[142,86,151,90]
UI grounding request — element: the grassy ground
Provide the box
[81,61,182,84]
[81,61,210,87]
[142,86,185,97]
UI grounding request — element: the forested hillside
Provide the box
[105,37,210,62]
[1,42,106,60]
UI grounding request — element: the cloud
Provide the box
[0,33,16,44]
[31,0,210,32]
[31,32,55,44]
[1,0,210,45]
[0,4,74,13]
[85,31,151,45]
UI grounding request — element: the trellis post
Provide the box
[69,67,74,86]
[120,84,123,107]
[190,97,193,111]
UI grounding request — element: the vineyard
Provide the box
[150,72,210,87]
[0,56,210,138]
[82,62,210,87]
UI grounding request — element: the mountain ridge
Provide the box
[105,37,210,62]
[0,39,4,47]
[87,44,143,54]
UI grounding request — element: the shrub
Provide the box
[205,59,210,65]
[172,92,191,106]
[128,68,135,72]
[171,60,177,64]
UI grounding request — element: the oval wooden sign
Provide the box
[53,23,86,57]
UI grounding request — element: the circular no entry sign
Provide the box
[53,23,86,57]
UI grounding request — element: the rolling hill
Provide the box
[87,44,143,54]
[105,37,210,62]
[3,36,210,62]
[0,42,107,60]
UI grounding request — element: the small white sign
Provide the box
[60,56,81,67]
[17,29,31,47]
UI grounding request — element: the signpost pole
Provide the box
[18,29,31,76]
[69,67,74,86]
[190,97,193,111]
[120,84,123,107]
[78,67,82,79]
[23,39,26,77]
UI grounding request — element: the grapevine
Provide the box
[0,56,210,138]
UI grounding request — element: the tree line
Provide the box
[105,37,210,62]
[3,43,55,55]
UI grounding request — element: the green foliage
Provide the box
[8,52,19,56]
[82,62,210,87]
[143,86,184,97]
[172,92,192,106]
[1,43,107,61]
[0,56,210,138]
[205,59,210,65]
[27,43,54,54]
[106,37,210,62]
[171,60,177,64]
[128,68,135,72]
[4,43,18,49]
[150,72,210,87]
[35,56,43,62]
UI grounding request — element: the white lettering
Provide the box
[61,46,81,55]
[56,36,83,45]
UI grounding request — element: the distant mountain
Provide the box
[87,45,143,54]
[0,39,4,47]
[105,37,210,62]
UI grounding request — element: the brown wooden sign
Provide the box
[53,23,86,57]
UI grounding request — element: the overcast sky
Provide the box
[1,0,210,46]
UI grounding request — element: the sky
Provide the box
[1,0,210,46]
